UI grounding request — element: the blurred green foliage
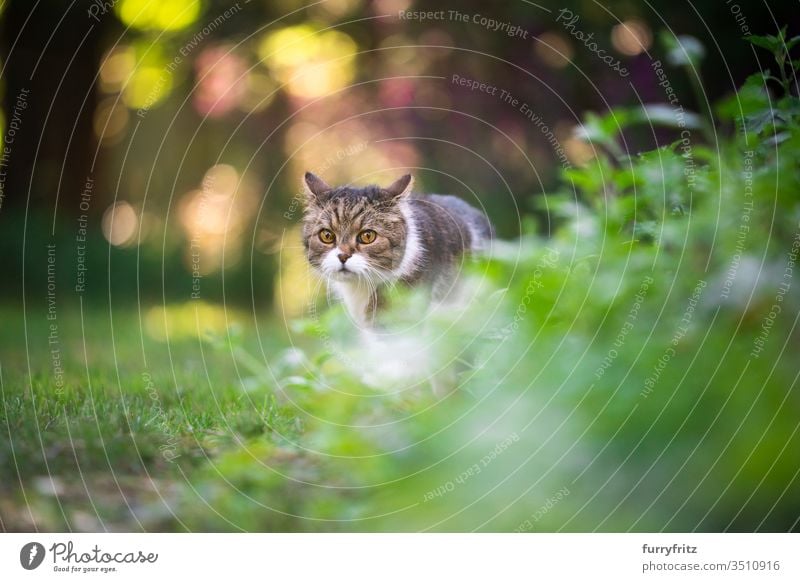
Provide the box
[173,43,800,531]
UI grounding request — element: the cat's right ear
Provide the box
[303,172,332,205]
[384,174,414,200]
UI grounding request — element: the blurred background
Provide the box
[1,0,795,312]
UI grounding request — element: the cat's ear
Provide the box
[384,174,414,200]
[303,172,332,204]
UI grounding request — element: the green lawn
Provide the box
[0,303,301,531]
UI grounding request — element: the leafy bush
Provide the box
[171,36,800,532]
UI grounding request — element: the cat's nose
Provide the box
[337,252,351,264]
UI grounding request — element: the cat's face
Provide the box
[302,173,413,282]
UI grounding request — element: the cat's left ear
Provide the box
[384,174,414,200]
[303,172,332,204]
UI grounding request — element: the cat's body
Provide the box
[302,172,493,326]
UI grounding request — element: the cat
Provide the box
[302,172,493,326]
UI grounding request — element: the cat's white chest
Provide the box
[333,281,373,326]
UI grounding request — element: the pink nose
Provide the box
[338,253,351,264]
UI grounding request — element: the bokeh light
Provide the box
[178,164,258,274]
[123,66,172,109]
[193,45,247,117]
[93,97,130,145]
[372,0,412,13]
[122,44,173,110]
[258,25,357,99]
[611,19,653,56]
[535,32,573,68]
[99,46,136,93]
[180,165,240,236]
[102,201,139,247]
[115,0,202,32]
[379,78,416,107]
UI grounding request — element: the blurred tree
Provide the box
[1,0,104,219]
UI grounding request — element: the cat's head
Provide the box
[301,172,414,282]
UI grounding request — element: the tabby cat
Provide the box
[302,172,493,326]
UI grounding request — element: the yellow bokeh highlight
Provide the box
[178,164,258,275]
[116,0,202,32]
[145,301,243,342]
[275,227,314,319]
[259,24,357,98]
[122,65,172,110]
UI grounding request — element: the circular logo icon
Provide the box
[20,542,46,570]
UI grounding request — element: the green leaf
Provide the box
[715,74,770,121]
[745,109,788,134]
[764,131,791,147]
[632,220,658,241]
[636,104,703,129]
[746,34,780,52]
[575,111,629,144]
[562,155,618,199]
[787,36,800,52]
[744,71,771,87]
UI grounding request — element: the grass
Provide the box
[0,303,299,531]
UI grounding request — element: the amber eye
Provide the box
[357,229,377,244]
[318,229,335,244]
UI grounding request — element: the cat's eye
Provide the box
[357,230,377,244]
[318,229,335,244]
